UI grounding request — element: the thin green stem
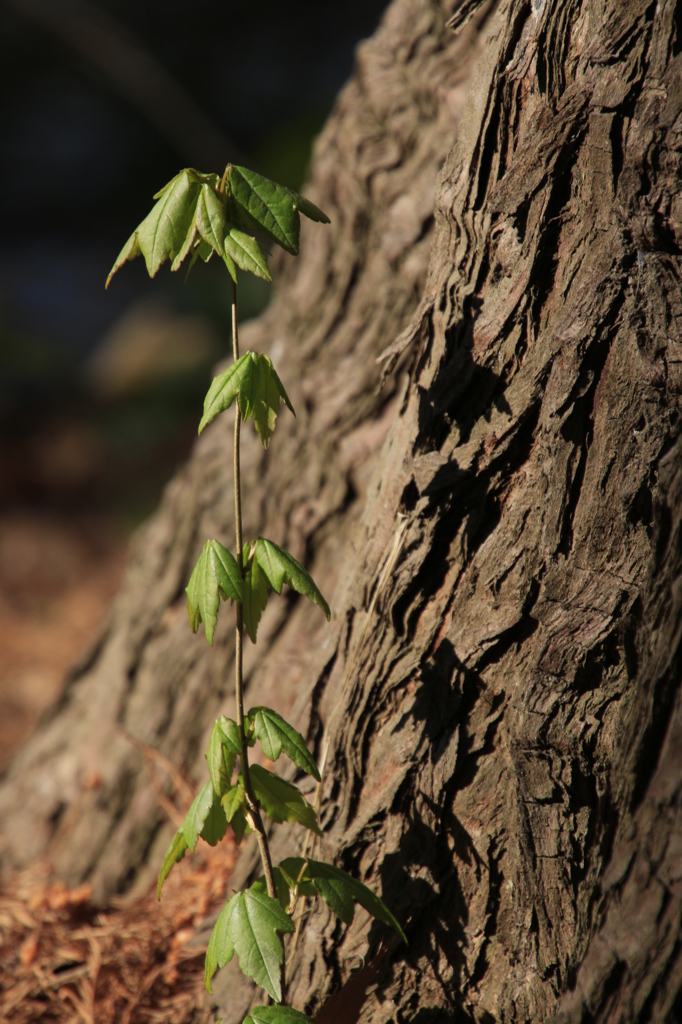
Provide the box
[230,278,278,911]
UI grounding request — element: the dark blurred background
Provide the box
[0,0,387,767]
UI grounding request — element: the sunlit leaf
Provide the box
[197,183,227,255]
[205,897,236,994]
[254,538,330,620]
[200,790,229,847]
[199,352,294,444]
[106,169,202,286]
[247,706,320,780]
[157,830,188,899]
[224,227,271,281]
[279,857,406,943]
[217,715,243,758]
[250,764,321,835]
[204,887,295,999]
[228,165,330,256]
[250,356,294,446]
[206,719,238,796]
[221,778,246,822]
[181,780,214,852]
[243,551,269,643]
[186,539,243,646]
[230,804,249,844]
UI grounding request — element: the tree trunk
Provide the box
[1,0,681,1022]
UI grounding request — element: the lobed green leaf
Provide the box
[205,887,295,999]
[205,896,237,993]
[250,764,321,835]
[230,804,249,844]
[157,830,188,899]
[107,169,203,286]
[224,227,271,281]
[200,792,229,847]
[217,715,243,757]
[221,778,246,822]
[254,538,330,620]
[181,780,214,851]
[243,550,269,643]
[278,857,406,943]
[107,164,329,291]
[228,165,330,256]
[199,351,294,445]
[186,539,243,646]
[247,706,320,781]
[206,719,238,797]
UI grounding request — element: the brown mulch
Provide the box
[0,836,236,1023]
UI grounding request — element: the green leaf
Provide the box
[206,719,238,796]
[157,830,188,899]
[250,764,321,835]
[205,887,295,999]
[199,352,257,433]
[196,183,227,256]
[106,169,202,286]
[230,804,249,844]
[279,858,406,943]
[228,165,330,256]
[250,355,295,446]
[217,715,243,758]
[221,778,246,822]
[186,539,244,646]
[224,226,272,281]
[170,181,228,272]
[248,1006,317,1024]
[200,791,229,847]
[247,706,320,781]
[243,552,269,643]
[205,897,236,994]
[181,780,214,852]
[254,538,331,620]
[199,352,294,445]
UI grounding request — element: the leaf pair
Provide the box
[106,168,271,286]
[262,858,407,943]
[158,709,322,898]
[106,164,330,288]
[186,536,330,646]
[199,351,294,447]
[208,859,407,998]
[243,537,331,643]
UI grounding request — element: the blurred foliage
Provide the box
[0,0,387,525]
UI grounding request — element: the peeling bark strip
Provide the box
[1,0,681,1023]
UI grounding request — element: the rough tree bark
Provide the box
[1,0,681,1022]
